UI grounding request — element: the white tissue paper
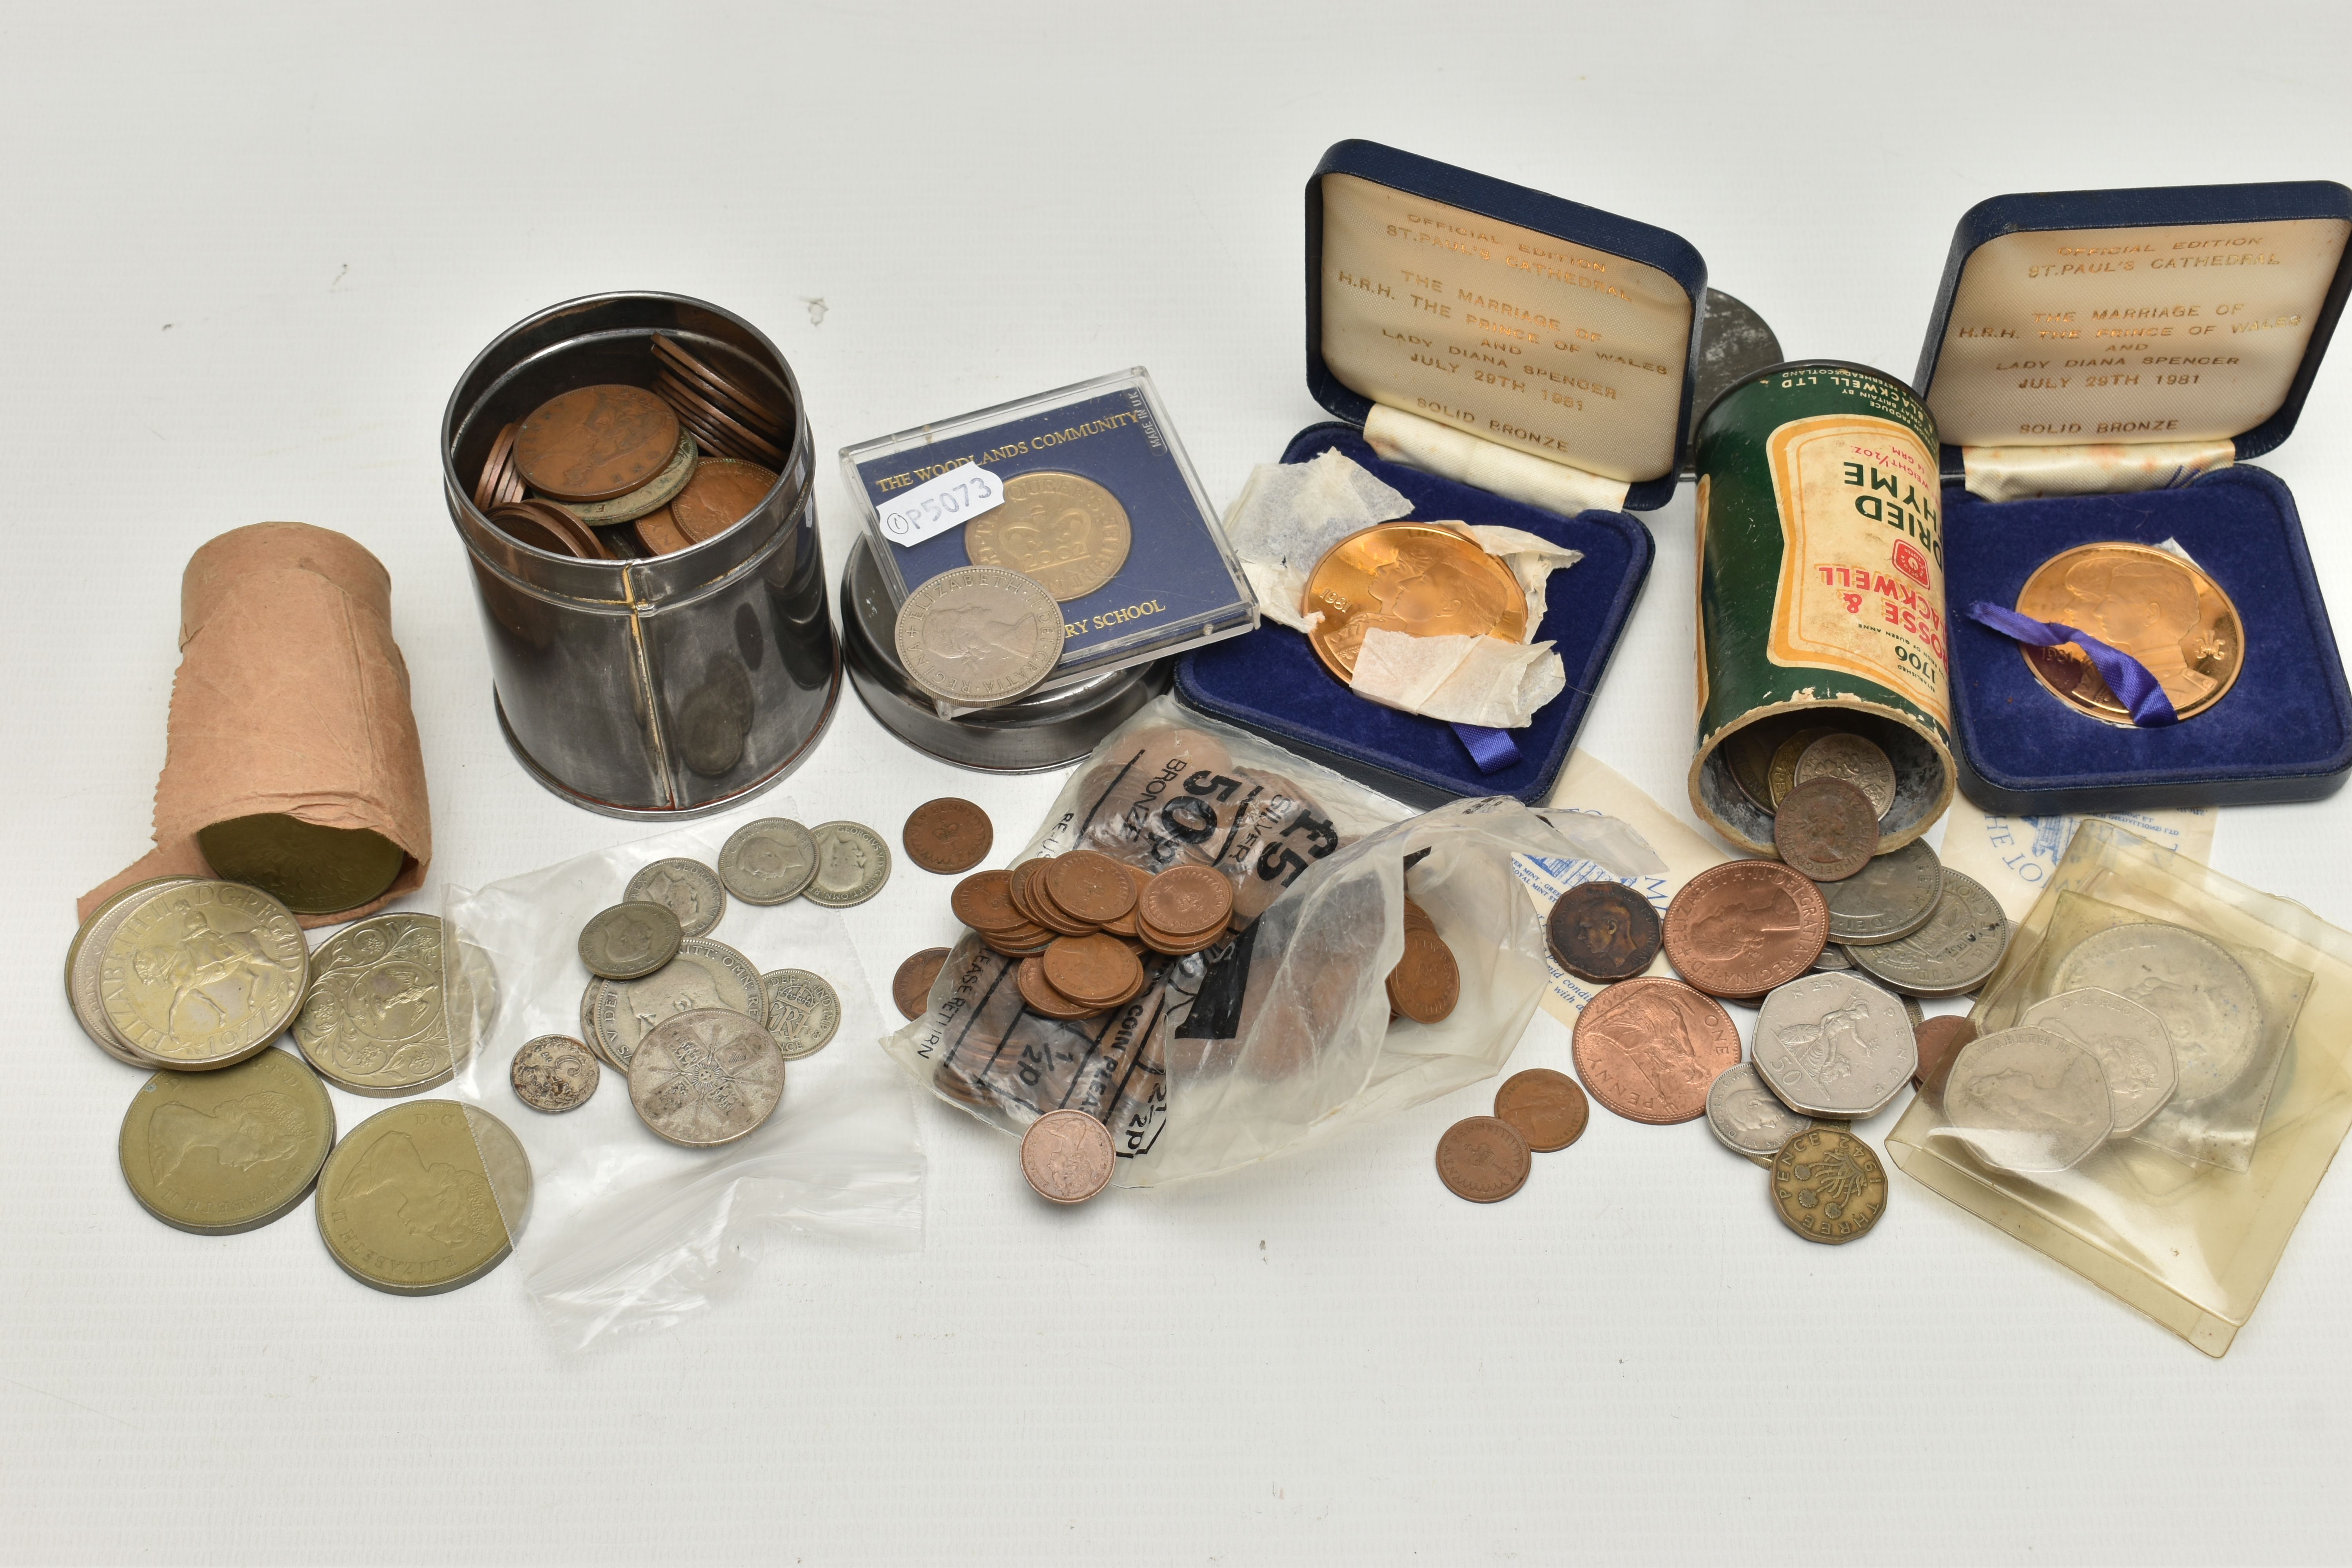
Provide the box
[1224,449,1413,633]
[1349,628,1568,728]
[1462,525,1583,633]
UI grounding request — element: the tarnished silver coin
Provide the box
[1847,871,2007,999]
[1751,971,1918,1118]
[1808,944,1856,973]
[627,1008,787,1148]
[99,880,310,1070]
[2022,987,2177,1137]
[585,936,766,1071]
[577,900,682,980]
[293,913,454,1097]
[510,1034,601,1113]
[759,969,841,1059]
[1795,732,1897,818]
[579,979,607,1067]
[1706,1063,1819,1164]
[67,877,198,1067]
[719,818,819,905]
[2052,922,2261,1103]
[1941,1025,2114,1172]
[892,564,1065,707]
[803,821,892,907]
[626,857,727,937]
[1824,839,1943,947]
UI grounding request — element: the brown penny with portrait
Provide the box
[1546,881,1662,982]
[1387,929,1461,1024]
[1493,1068,1590,1152]
[1042,933,1140,1009]
[1773,777,1882,883]
[670,457,779,544]
[1435,1115,1532,1202]
[1138,864,1233,938]
[1571,976,1741,1125]
[1911,1014,1980,1093]
[1047,851,1139,926]
[892,947,951,1021]
[1662,861,1830,998]
[513,384,680,503]
[1020,1108,1116,1203]
[903,798,993,874]
[656,370,786,465]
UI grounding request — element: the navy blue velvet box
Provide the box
[1917,181,2352,813]
[1176,140,1707,808]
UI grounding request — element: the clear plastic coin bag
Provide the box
[1888,819,2352,1356]
[439,800,924,1350]
[882,697,1658,1186]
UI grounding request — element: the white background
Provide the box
[7,3,2351,1563]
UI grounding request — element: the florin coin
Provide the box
[1545,880,1662,982]
[1846,871,2007,999]
[1751,972,1918,1118]
[718,818,820,905]
[510,1035,601,1113]
[1020,1109,1116,1203]
[1661,860,1830,998]
[627,1008,787,1148]
[2051,922,2260,1102]
[760,970,841,1059]
[1493,1069,1590,1152]
[2022,987,2178,1136]
[1823,839,1944,946]
[1706,1062,1818,1164]
[67,876,198,1067]
[1911,1014,1978,1093]
[626,858,727,937]
[892,949,951,1021]
[577,900,683,980]
[1769,1128,1887,1245]
[893,565,1065,707]
[194,813,408,916]
[804,821,891,907]
[2015,541,2244,726]
[1434,1115,1532,1203]
[1767,726,1836,808]
[1941,1025,2114,1172]
[901,798,994,875]
[585,936,765,1071]
[292,913,454,1097]
[513,384,681,503]
[1303,523,1527,684]
[1793,732,1898,819]
[1571,976,1742,1125]
[965,470,1134,602]
[119,1049,335,1234]
[99,880,309,1070]
[316,1101,531,1296]
[1773,777,1881,882]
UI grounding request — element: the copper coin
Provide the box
[654,370,786,465]
[634,505,691,555]
[980,923,1054,957]
[513,384,680,503]
[1661,861,1830,998]
[1007,858,1047,923]
[1403,898,1436,935]
[1387,929,1461,1024]
[1435,1116,1532,1203]
[1139,918,1225,958]
[892,947,951,1020]
[1024,864,1100,937]
[652,334,789,432]
[1912,1014,1980,1093]
[1138,864,1234,939]
[1105,864,1154,938]
[1493,1068,1590,1152]
[1020,1108,1116,1203]
[1571,976,1741,1125]
[1774,777,1882,883]
[1016,956,1098,1020]
[903,798,993,875]
[473,421,519,513]
[514,498,613,560]
[1046,851,1138,925]
[670,457,780,544]
[1305,523,1526,683]
[485,501,575,556]
[949,869,1020,933]
[1042,933,1140,1009]
[1546,881,1662,982]
[662,396,756,464]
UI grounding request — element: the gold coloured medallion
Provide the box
[119,1049,336,1235]
[965,470,1132,601]
[2014,542,2243,725]
[98,880,309,1069]
[1301,523,1527,684]
[314,1100,531,1296]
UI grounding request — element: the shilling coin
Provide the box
[1794,732,1898,819]
[1751,972,1918,1118]
[1941,1025,2114,1172]
[1545,880,1662,982]
[99,880,309,1071]
[2015,541,2244,725]
[585,936,766,1071]
[1706,1062,1818,1165]
[1021,1109,1117,1203]
[627,1008,787,1149]
[510,1035,601,1114]
[1769,1127,1888,1245]
[293,913,454,1097]
[626,857,727,937]
[2022,987,2178,1137]
[804,821,892,907]
[1823,839,1944,946]
[2052,922,2260,1102]
[577,900,683,981]
[894,565,1067,708]
[718,818,819,905]
[1434,1115,1532,1203]
[965,470,1134,602]
[316,1100,532,1296]
[760,970,842,1059]
[67,876,198,1067]
[1846,871,2008,998]
[1772,776,1881,882]
[119,1049,335,1234]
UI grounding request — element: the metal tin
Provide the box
[1690,360,1956,855]
[442,293,838,819]
[840,537,1170,771]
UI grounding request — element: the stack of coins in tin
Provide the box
[472,336,790,561]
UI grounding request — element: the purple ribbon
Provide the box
[1965,601,2178,726]
[1452,722,1522,773]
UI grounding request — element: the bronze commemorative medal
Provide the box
[512,384,681,503]
[965,471,1132,602]
[2014,541,2245,725]
[1545,880,1662,982]
[1303,523,1526,684]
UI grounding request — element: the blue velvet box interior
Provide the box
[1176,424,1653,808]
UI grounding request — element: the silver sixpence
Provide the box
[719,818,819,905]
[2022,987,2177,1137]
[626,858,727,937]
[803,821,891,907]
[628,1008,787,1148]
[1847,870,2008,999]
[2052,922,2260,1103]
[66,876,198,1067]
[1794,732,1897,818]
[1823,838,1944,946]
[585,936,766,1071]
[577,900,682,980]
[510,1034,601,1113]
[1706,1063,1818,1163]
[1941,1025,2114,1172]
[892,564,1066,707]
[1751,972,1919,1118]
[759,969,842,1059]
[292,912,456,1098]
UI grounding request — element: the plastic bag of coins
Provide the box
[1885,819,2352,1357]
[881,696,1661,1187]
[840,368,1258,695]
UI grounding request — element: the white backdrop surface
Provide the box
[6,3,2352,1563]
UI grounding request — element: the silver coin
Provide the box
[1705,1062,1818,1162]
[292,913,455,1097]
[1941,1024,2114,1172]
[99,880,310,1070]
[803,821,892,907]
[1808,944,1856,973]
[626,858,727,937]
[65,877,198,1067]
[1751,971,1919,1118]
[628,1007,787,1148]
[1794,732,1897,818]
[1847,871,2007,999]
[585,936,766,1071]
[719,818,819,905]
[579,978,609,1067]
[2052,922,2261,1102]
[1824,839,1943,946]
[759,969,842,1059]
[2022,987,2177,1137]
[510,1034,601,1113]
[577,900,682,980]
[892,564,1066,707]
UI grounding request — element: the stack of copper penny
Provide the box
[946,852,1237,1021]
[1388,900,1461,1025]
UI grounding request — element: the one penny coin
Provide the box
[1911,1014,1980,1094]
[1661,861,1830,998]
[1546,881,1662,982]
[903,798,993,874]
[1047,851,1139,926]
[513,384,680,503]
[1139,864,1234,938]
[1435,1116,1532,1202]
[634,505,691,555]
[1493,1068,1590,1152]
[1021,1109,1116,1203]
[657,372,785,464]
[1773,776,1882,882]
[1387,929,1461,1024]
[670,457,779,543]
[893,947,951,1020]
[1769,1127,1888,1245]
[1571,976,1741,1125]
[1403,898,1436,934]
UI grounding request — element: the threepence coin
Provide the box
[719,818,819,905]
[804,821,892,907]
[1493,1069,1590,1152]
[626,858,728,937]
[292,912,455,1097]
[2051,922,2260,1102]
[119,1049,335,1235]
[1846,870,2007,999]
[965,470,1134,603]
[67,876,197,1067]
[510,1035,601,1114]
[760,970,841,1059]
[1571,976,1742,1125]
[315,1101,531,1296]
[1940,1026,2114,1173]
[1822,838,1943,946]
[1545,880,1662,982]
[1769,1128,1887,1245]
[577,900,683,981]
[1435,1116,1532,1203]
[1750,972,1918,1119]
[1793,732,1898,819]
[585,936,766,1071]
[627,1008,787,1148]
[1706,1062,1818,1165]
[1021,1109,1117,1203]
[99,880,309,1070]
[893,565,1066,707]
[2022,987,2178,1137]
